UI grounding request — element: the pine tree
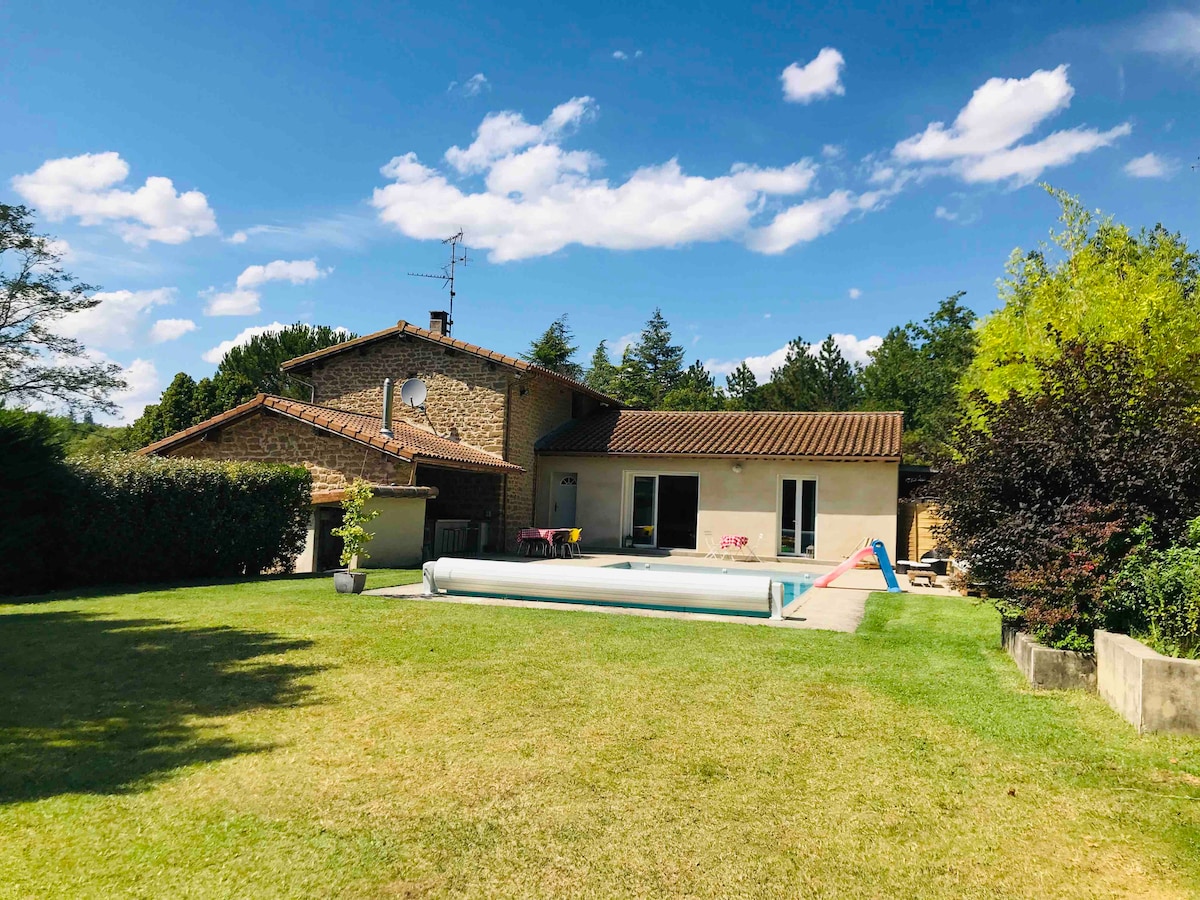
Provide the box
[813,335,859,410]
[521,315,583,379]
[759,337,821,410]
[724,363,759,410]
[631,307,684,407]
[585,340,620,396]
[661,360,720,410]
[614,344,654,408]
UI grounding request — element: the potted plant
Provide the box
[331,479,380,594]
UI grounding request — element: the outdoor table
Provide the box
[720,534,757,561]
[518,527,574,557]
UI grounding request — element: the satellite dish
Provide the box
[399,377,428,409]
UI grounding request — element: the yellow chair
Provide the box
[564,528,583,558]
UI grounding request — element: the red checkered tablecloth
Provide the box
[720,534,749,549]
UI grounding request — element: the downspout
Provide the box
[502,378,513,552]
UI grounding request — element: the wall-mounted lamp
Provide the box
[731,463,743,474]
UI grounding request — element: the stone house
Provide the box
[139,312,618,569]
[141,311,903,570]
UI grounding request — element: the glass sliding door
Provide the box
[780,478,817,557]
[631,476,657,547]
[656,475,699,550]
[627,473,700,550]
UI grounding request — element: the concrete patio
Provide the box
[368,552,948,632]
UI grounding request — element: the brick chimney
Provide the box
[429,310,450,336]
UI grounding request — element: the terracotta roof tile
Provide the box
[537,410,903,460]
[137,394,523,473]
[280,320,621,406]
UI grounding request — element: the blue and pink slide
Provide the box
[812,539,902,592]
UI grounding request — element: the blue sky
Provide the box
[2,1,1197,421]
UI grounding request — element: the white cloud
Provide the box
[781,48,846,104]
[463,73,489,96]
[746,190,885,255]
[848,287,862,299]
[828,332,883,365]
[108,358,160,424]
[371,98,885,261]
[612,332,640,356]
[1131,10,1200,58]
[821,144,843,159]
[957,124,1131,185]
[935,206,959,221]
[45,238,73,261]
[235,258,330,289]
[221,215,377,251]
[708,333,883,381]
[203,259,330,316]
[1124,152,1175,178]
[11,152,217,245]
[443,97,597,174]
[204,288,261,316]
[54,288,173,349]
[896,67,1074,161]
[893,66,1130,186]
[613,50,628,60]
[202,322,287,364]
[448,73,491,96]
[150,318,197,343]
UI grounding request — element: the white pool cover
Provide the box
[422,557,783,618]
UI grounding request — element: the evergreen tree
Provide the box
[724,363,760,410]
[585,340,620,396]
[630,308,684,407]
[759,337,821,410]
[521,315,583,379]
[128,323,353,447]
[661,360,720,411]
[859,292,977,463]
[813,335,859,410]
[614,344,655,408]
[216,323,354,401]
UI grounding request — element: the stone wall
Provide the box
[309,336,510,455]
[504,375,575,548]
[305,333,586,551]
[169,410,412,494]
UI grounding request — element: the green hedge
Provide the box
[1,413,311,595]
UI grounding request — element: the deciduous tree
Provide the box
[0,204,124,412]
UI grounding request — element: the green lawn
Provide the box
[3,573,1199,898]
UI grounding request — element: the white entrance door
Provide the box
[551,473,578,527]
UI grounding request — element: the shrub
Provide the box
[0,408,73,594]
[1110,520,1200,659]
[936,338,1200,651]
[0,450,311,595]
[332,479,379,569]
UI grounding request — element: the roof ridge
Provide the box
[280,318,621,406]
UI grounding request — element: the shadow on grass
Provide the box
[0,610,320,804]
[1,570,335,606]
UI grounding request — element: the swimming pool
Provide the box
[605,562,814,606]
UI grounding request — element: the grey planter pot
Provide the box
[334,571,367,594]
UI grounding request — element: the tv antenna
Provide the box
[407,230,469,333]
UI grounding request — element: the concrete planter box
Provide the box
[1002,625,1096,691]
[1096,630,1200,735]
